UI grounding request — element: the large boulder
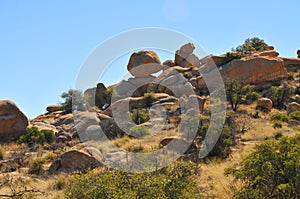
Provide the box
[282,58,300,72]
[84,83,109,109]
[159,136,196,154]
[257,98,273,111]
[174,43,200,67]
[220,57,287,85]
[127,50,162,77]
[253,50,279,58]
[49,147,103,173]
[297,50,300,58]
[287,102,300,114]
[0,100,29,142]
[46,105,61,113]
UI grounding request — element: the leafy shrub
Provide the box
[130,108,150,124]
[270,113,289,122]
[17,127,55,146]
[28,157,46,175]
[273,131,283,140]
[234,37,269,54]
[272,121,283,129]
[65,161,201,199]
[267,83,294,109]
[225,52,242,62]
[60,89,86,113]
[246,91,260,101]
[225,134,300,198]
[129,126,150,138]
[289,111,300,121]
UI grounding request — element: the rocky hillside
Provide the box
[1,40,300,198]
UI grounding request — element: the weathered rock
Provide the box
[174,43,200,68]
[0,100,29,142]
[220,57,287,85]
[46,105,61,113]
[287,102,300,114]
[162,60,175,68]
[179,43,195,55]
[127,50,162,77]
[84,83,109,109]
[159,136,196,154]
[297,50,300,58]
[49,147,103,173]
[282,58,300,72]
[288,119,300,127]
[257,98,273,111]
[253,50,279,58]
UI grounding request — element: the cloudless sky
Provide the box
[1,0,299,119]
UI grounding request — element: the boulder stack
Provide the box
[175,43,200,68]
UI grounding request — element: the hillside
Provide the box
[1,38,300,198]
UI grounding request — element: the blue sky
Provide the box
[1,0,299,119]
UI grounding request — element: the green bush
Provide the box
[129,126,150,138]
[272,121,283,129]
[225,134,300,198]
[130,108,150,124]
[289,111,300,121]
[60,89,86,113]
[17,127,55,146]
[225,52,242,62]
[65,161,201,199]
[28,157,46,175]
[268,83,294,109]
[246,91,260,101]
[270,113,289,122]
[234,37,269,54]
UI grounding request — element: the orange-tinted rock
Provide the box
[287,102,300,114]
[220,57,287,85]
[0,100,29,142]
[46,105,61,112]
[49,147,103,173]
[127,50,162,77]
[253,50,279,58]
[257,98,273,111]
[297,50,300,58]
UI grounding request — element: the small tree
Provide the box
[234,37,269,54]
[226,79,244,111]
[268,82,294,109]
[60,89,86,113]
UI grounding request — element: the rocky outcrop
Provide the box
[0,100,29,142]
[257,98,273,111]
[220,57,287,85]
[84,83,109,109]
[287,102,300,114]
[253,50,279,58]
[49,147,103,173]
[282,58,300,72]
[127,50,162,77]
[297,50,300,58]
[175,43,200,68]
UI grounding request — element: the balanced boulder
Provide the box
[127,50,162,77]
[0,100,29,142]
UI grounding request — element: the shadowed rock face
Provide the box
[0,100,29,142]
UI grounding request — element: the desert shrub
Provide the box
[272,121,283,129]
[246,91,260,102]
[129,126,150,138]
[289,111,300,122]
[268,83,294,109]
[65,161,201,199]
[60,89,86,113]
[54,175,67,190]
[28,157,46,175]
[225,134,300,198]
[226,79,244,111]
[17,127,55,146]
[270,113,289,122]
[273,131,283,140]
[225,52,242,62]
[130,108,150,124]
[234,37,269,54]
[143,92,158,106]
